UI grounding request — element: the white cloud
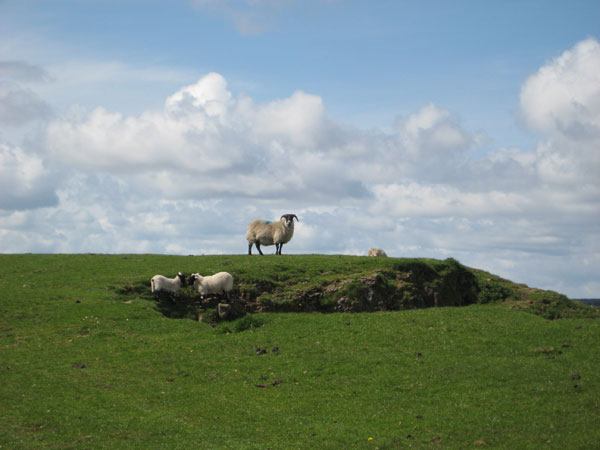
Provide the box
[45,107,188,173]
[520,37,600,190]
[42,73,368,203]
[165,72,232,119]
[0,144,58,210]
[520,38,600,137]
[252,90,326,148]
[370,183,528,218]
[400,103,474,155]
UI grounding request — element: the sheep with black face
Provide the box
[150,272,186,300]
[246,214,299,255]
[189,272,234,300]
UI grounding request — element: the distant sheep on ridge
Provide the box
[367,248,388,257]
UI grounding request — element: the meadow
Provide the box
[1,254,599,449]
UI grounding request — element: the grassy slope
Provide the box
[1,254,599,449]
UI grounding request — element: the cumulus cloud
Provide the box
[45,73,241,175]
[165,72,233,118]
[520,37,600,191]
[0,144,58,210]
[39,43,599,222]
[399,103,476,156]
[252,90,326,148]
[42,72,371,202]
[520,38,600,137]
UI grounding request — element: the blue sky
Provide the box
[1,0,599,298]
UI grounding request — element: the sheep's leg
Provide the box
[276,243,283,255]
[256,242,264,255]
[248,242,253,255]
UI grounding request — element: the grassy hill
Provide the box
[1,254,599,449]
[111,254,596,321]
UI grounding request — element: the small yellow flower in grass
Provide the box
[190,349,194,353]
[368,437,373,441]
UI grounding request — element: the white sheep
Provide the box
[247,214,298,255]
[189,271,234,300]
[150,272,186,300]
[367,247,388,257]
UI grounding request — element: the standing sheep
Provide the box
[189,272,234,300]
[150,272,186,300]
[246,214,299,255]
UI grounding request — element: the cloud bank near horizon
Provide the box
[0,38,599,297]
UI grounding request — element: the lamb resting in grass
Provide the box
[367,248,388,257]
[189,271,234,300]
[246,214,298,255]
[150,272,186,300]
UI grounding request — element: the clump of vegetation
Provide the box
[473,271,521,303]
[107,254,598,320]
[478,281,515,303]
[524,290,595,319]
[472,268,599,319]
[216,314,265,334]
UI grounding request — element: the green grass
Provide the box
[1,254,599,449]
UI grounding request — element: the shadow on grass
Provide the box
[113,280,241,323]
[113,281,203,320]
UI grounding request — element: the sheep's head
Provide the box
[188,273,201,286]
[280,214,299,227]
[177,272,186,283]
